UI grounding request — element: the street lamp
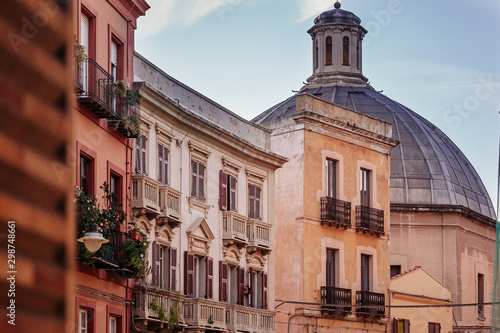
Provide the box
[77,222,109,252]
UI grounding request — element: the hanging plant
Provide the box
[113,80,128,98]
[74,40,87,63]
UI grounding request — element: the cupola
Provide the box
[306,2,369,88]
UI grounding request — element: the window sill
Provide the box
[188,197,210,218]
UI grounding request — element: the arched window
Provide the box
[343,36,349,65]
[325,36,333,66]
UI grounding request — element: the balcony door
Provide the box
[80,13,90,91]
[326,248,336,287]
[326,159,336,198]
[361,254,370,291]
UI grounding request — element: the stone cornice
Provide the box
[390,203,496,228]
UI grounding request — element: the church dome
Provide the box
[253,86,496,220]
[314,2,361,26]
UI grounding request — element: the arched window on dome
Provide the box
[325,36,333,66]
[343,36,349,65]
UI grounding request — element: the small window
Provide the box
[361,254,371,291]
[228,265,245,305]
[184,252,210,299]
[325,36,333,65]
[79,308,93,333]
[393,319,410,333]
[343,36,350,65]
[428,322,441,333]
[315,39,319,69]
[249,269,268,309]
[360,169,370,207]
[326,159,337,198]
[478,273,485,317]
[356,39,360,70]
[109,316,117,333]
[135,134,147,174]
[220,171,237,211]
[390,265,401,278]
[248,184,261,220]
[191,159,206,201]
[326,248,336,286]
[109,172,121,209]
[158,143,169,185]
[80,154,93,195]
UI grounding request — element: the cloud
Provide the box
[296,0,338,22]
[137,0,258,38]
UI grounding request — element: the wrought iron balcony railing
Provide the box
[108,92,141,138]
[355,206,384,236]
[321,197,351,228]
[93,229,125,269]
[75,57,115,118]
[355,290,385,317]
[320,286,352,315]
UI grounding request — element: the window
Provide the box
[249,269,268,309]
[326,248,336,287]
[109,317,117,333]
[315,39,319,69]
[109,172,121,209]
[158,143,169,185]
[478,273,484,317]
[393,319,410,333]
[325,36,333,65]
[428,322,441,333]
[80,154,93,195]
[361,254,371,291]
[80,7,95,59]
[343,36,350,65]
[191,159,206,201]
[219,171,237,211]
[248,184,261,220]
[184,252,211,299]
[228,265,245,305]
[390,265,401,278]
[79,308,93,333]
[356,39,360,70]
[360,169,370,207]
[135,134,147,174]
[326,159,337,198]
[110,40,118,81]
[152,242,177,290]
[219,261,229,302]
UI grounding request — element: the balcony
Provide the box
[132,287,184,328]
[75,57,114,118]
[132,175,161,219]
[320,197,351,228]
[158,185,182,228]
[107,92,141,138]
[223,211,248,247]
[183,298,227,330]
[247,219,272,252]
[355,291,385,318]
[320,286,352,316]
[355,206,384,236]
[226,305,275,332]
[92,229,126,269]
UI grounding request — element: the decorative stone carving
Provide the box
[186,217,215,256]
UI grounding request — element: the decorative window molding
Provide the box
[246,252,266,271]
[155,224,174,246]
[246,167,266,185]
[188,197,210,218]
[222,244,243,266]
[155,122,175,144]
[186,217,215,256]
[188,140,211,163]
[222,156,242,177]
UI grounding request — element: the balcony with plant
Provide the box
[76,182,150,278]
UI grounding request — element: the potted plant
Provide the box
[74,40,87,63]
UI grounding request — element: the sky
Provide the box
[135,0,500,212]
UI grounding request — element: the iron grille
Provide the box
[321,197,351,228]
[321,286,352,314]
[355,205,384,236]
[355,290,385,317]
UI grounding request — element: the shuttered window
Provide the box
[80,154,93,195]
[111,40,118,80]
[184,252,195,297]
[191,159,205,201]
[170,247,177,290]
[237,266,245,306]
[326,248,336,287]
[158,143,169,185]
[393,319,411,333]
[361,254,370,291]
[219,261,228,302]
[135,134,147,174]
[220,171,237,211]
[428,322,440,333]
[152,242,161,287]
[80,13,89,54]
[262,272,268,310]
[326,159,337,198]
[206,257,214,299]
[360,169,370,206]
[248,184,261,220]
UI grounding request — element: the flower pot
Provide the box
[115,224,125,232]
[130,230,142,241]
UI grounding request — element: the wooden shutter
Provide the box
[206,257,214,299]
[249,268,254,307]
[237,266,245,305]
[136,135,146,174]
[255,186,261,220]
[219,261,228,302]
[219,170,227,210]
[262,272,268,310]
[229,176,236,211]
[170,247,177,290]
[393,318,398,333]
[248,185,255,218]
[158,144,168,185]
[184,252,194,297]
[404,319,410,333]
[199,163,205,200]
[191,160,198,197]
[152,242,160,286]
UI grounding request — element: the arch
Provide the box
[343,36,350,65]
[325,36,333,66]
